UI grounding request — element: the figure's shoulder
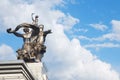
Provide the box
[23,33,31,38]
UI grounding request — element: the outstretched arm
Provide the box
[13,32,23,37]
[44,29,52,35]
[7,29,23,37]
[43,30,52,42]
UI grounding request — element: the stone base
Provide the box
[27,62,48,80]
[0,60,48,80]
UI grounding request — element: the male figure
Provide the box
[7,23,40,61]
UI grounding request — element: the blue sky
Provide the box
[63,0,120,71]
[0,0,120,80]
[53,0,120,72]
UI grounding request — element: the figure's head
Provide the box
[39,24,44,31]
[23,28,29,33]
[35,15,39,18]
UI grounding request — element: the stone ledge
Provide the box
[0,60,37,80]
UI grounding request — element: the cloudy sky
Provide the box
[0,0,120,80]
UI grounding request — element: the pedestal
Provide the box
[0,60,48,80]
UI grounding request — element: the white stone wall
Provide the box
[27,62,48,80]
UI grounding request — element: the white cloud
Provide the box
[57,13,79,30]
[0,0,65,32]
[0,0,120,80]
[111,20,120,33]
[73,28,88,33]
[78,33,120,42]
[101,33,120,41]
[84,43,120,48]
[95,20,120,41]
[0,44,16,60]
[78,20,120,42]
[45,34,120,80]
[0,0,36,32]
[78,35,91,41]
[89,23,108,31]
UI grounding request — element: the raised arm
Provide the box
[6,23,31,33]
[31,13,35,22]
[16,23,40,34]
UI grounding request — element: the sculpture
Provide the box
[7,14,52,62]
